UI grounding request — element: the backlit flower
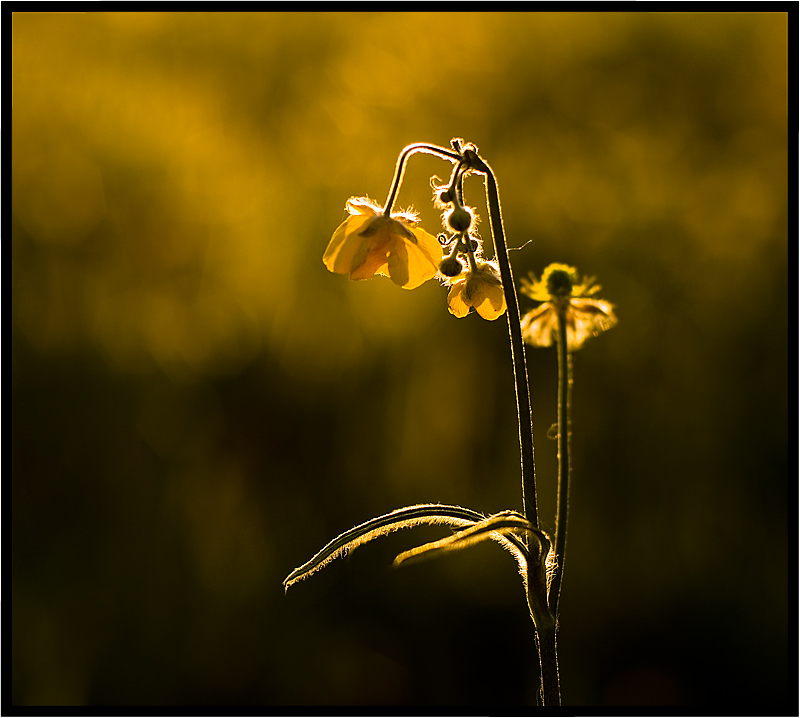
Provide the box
[323,197,443,290]
[520,263,617,350]
[447,262,507,321]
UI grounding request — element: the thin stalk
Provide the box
[469,151,558,705]
[454,172,480,274]
[473,157,538,528]
[383,143,461,216]
[537,624,561,706]
[533,632,543,707]
[526,541,561,706]
[549,309,572,615]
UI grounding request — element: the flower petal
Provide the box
[386,237,411,288]
[400,229,442,289]
[474,284,507,320]
[463,275,482,303]
[323,214,372,274]
[564,311,582,350]
[569,299,617,349]
[410,227,444,267]
[486,283,506,311]
[349,234,391,281]
[346,196,383,216]
[521,304,557,346]
[572,298,617,324]
[447,281,471,317]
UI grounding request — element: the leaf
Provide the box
[283,503,491,591]
[393,511,551,591]
[394,510,540,566]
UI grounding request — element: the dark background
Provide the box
[12,11,790,708]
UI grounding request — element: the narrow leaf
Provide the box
[283,504,489,591]
[393,511,537,567]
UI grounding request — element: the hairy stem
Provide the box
[468,150,558,704]
[526,546,560,706]
[549,309,572,614]
[537,624,561,706]
[472,155,538,528]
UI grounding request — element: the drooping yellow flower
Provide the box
[520,263,617,350]
[447,262,507,321]
[323,197,443,290]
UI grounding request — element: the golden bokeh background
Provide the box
[12,11,788,707]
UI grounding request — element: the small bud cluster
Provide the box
[433,167,484,281]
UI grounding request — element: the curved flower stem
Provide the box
[469,153,538,529]
[383,143,462,216]
[549,309,572,615]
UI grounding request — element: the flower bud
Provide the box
[439,256,464,277]
[446,206,474,233]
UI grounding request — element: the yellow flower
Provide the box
[323,197,443,290]
[447,262,507,321]
[520,263,617,350]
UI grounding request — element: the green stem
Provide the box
[549,309,572,615]
[383,143,461,216]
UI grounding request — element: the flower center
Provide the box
[545,269,574,297]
